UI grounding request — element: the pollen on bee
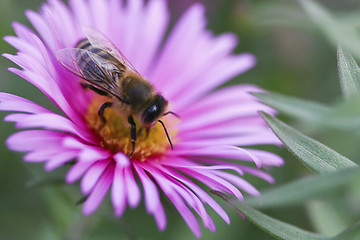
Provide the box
[85,97,178,162]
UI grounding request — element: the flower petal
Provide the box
[134,164,167,230]
[124,165,141,208]
[83,162,114,215]
[0,92,50,114]
[111,161,127,217]
[6,130,67,152]
[147,166,202,238]
[66,161,94,183]
[81,160,110,194]
[44,150,79,171]
[5,113,95,143]
[157,165,230,224]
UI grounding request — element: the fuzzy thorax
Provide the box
[85,97,178,161]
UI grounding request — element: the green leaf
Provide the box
[255,92,360,133]
[307,200,351,236]
[246,167,360,208]
[338,47,360,98]
[299,0,360,59]
[331,221,360,240]
[214,194,327,240]
[254,92,330,123]
[261,112,357,173]
[321,96,360,131]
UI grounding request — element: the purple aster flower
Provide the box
[2,0,283,237]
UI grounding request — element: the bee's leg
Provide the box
[128,116,137,158]
[98,102,113,123]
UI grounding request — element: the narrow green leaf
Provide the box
[246,167,360,208]
[338,47,360,98]
[261,112,357,173]
[299,0,360,59]
[321,96,360,131]
[254,92,330,123]
[331,221,360,240]
[307,200,351,237]
[255,91,360,132]
[215,195,327,240]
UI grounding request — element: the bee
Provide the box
[57,26,178,158]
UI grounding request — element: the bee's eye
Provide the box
[143,105,159,124]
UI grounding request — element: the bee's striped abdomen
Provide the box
[76,39,92,49]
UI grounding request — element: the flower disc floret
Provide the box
[86,97,177,161]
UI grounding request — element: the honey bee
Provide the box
[57,27,177,158]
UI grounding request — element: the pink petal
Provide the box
[159,166,230,224]
[178,102,270,132]
[152,203,166,232]
[150,3,206,88]
[6,68,78,122]
[214,171,260,196]
[0,92,50,114]
[44,150,79,171]
[81,160,110,194]
[180,85,265,116]
[172,54,256,112]
[169,177,215,231]
[83,162,114,215]
[24,147,71,162]
[237,165,276,183]
[63,137,112,162]
[176,131,282,148]
[171,145,262,169]
[150,165,216,231]
[45,0,79,49]
[6,130,67,152]
[12,22,37,45]
[199,158,276,183]
[111,162,127,217]
[66,161,94,183]
[136,0,169,75]
[179,167,244,200]
[120,0,144,65]
[69,0,92,28]
[249,150,284,166]
[134,164,166,230]
[124,165,141,208]
[26,10,56,51]
[5,113,95,143]
[162,157,245,175]
[147,166,202,238]
[113,153,131,168]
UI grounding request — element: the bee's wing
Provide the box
[57,48,127,102]
[82,26,141,76]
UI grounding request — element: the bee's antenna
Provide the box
[163,111,180,119]
[158,120,174,150]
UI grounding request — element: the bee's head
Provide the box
[142,94,168,126]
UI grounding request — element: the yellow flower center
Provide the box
[85,97,178,162]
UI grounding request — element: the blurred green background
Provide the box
[1,0,360,239]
